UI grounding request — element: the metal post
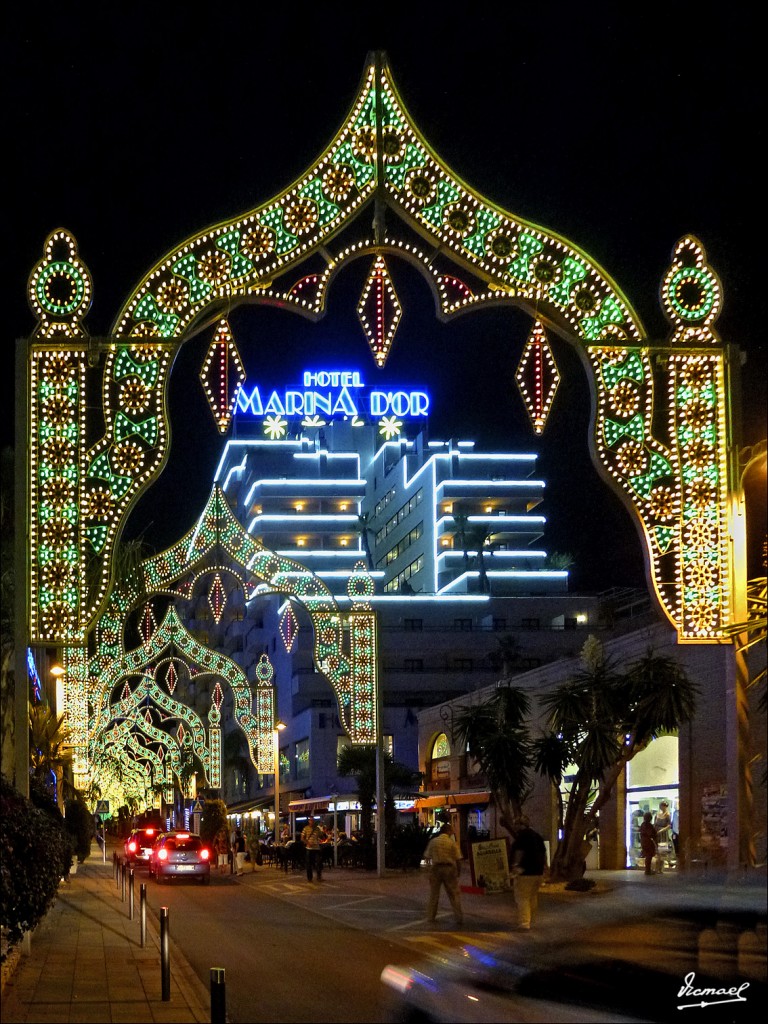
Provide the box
[210,967,226,1024]
[121,861,126,902]
[140,884,147,948]
[160,907,170,1001]
[102,820,107,863]
[128,867,135,920]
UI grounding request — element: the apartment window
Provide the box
[295,739,310,779]
[403,618,423,631]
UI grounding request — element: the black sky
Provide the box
[6,6,765,588]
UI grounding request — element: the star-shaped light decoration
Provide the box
[264,415,287,439]
[279,601,299,652]
[515,320,561,434]
[199,318,246,434]
[379,415,402,440]
[357,255,402,367]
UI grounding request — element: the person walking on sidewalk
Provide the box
[301,814,325,882]
[509,816,546,930]
[215,827,230,875]
[234,829,247,875]
[424,822,464,927]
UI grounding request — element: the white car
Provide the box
[381,882,766,1022]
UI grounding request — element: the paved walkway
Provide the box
[1,841,686,1023]
[1,845,210,1023]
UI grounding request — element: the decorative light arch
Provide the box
[25,52,745,796]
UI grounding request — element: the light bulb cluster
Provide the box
[515,321,561,434]
[199,318,246,434]
[357,255,402,366]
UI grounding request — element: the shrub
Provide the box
[0,774,73,960]
[64,796,94,863]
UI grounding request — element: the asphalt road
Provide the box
[141,871,410,1023]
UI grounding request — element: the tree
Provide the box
[337,744,420,852]
[452,685,533,836]
[356,512,374,571]
[534,637,698,882]
[29,705,74,808]
[200,797,228,845]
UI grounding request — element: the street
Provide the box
[141,869,429,1023]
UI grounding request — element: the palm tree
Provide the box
[452,685,532,836]
[451,511,471,574]
[534,637,698,881]
[337,744,420,849]
[356,512,374,571]
[29,704,74,809]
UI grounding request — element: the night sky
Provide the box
[6,7,765,590]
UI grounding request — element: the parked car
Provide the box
[148,832,211,884]
[124,825,162,866]
[381,882,766,1023]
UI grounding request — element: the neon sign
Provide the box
[235,369,430,421]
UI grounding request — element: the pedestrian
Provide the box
[509,815,547,930]
[639,812,658,875]
[215,827,229,875]
[671,805,680,859]
[301,814,325,882]
[424,822,464,927]
[234,829,246,875]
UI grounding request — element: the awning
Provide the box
[414,791,490,810]
[288,795,335,814]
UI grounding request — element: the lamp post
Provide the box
[273,720,286,840]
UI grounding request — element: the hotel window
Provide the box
[295,739,310,779]
[453,658,473,671]
[404,658,424,672]
[454,618,473,631]
[522,617,540,629]
[493,618,507,631]
[383,554,424,593]
[403,618,423,631]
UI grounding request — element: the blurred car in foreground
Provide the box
[381,882,766,1023]
[148,832,211,884]
[124,825,162,865]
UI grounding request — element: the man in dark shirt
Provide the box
[509,815,547,930]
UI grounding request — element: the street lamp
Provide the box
[273,720,286,840]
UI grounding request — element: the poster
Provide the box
[470,839,510,892]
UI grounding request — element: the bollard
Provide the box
[160,906,171,1001]
[210,967,226,1024]
[140,884,147,948]
[121,861,126,902]
[128,867,135,920]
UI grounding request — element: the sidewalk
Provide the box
[1,844,210,1024]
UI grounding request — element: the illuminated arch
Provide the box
[26,54,739,655]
